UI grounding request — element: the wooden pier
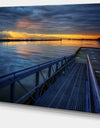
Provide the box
[35,63,87,112]
[0,47,100,113]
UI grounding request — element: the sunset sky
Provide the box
[0,4,100,39]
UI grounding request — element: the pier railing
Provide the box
[87,55,100,113]
[0,54,75,104]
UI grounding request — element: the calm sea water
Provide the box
[0,40,100,76]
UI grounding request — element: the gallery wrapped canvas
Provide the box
[0,4,100,114]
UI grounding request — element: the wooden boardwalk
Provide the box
[35,63,88,112]
[34,48,100,112]
[0,47,100,113]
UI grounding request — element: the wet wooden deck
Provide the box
[35,63,88,112]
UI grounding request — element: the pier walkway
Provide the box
[35,63,87,112]
[0,47,100,113]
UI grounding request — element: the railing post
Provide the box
[67,58,70,71]
[10,83,15,103]
[64,58,66,64]
[56,62,58,71]
[61,60,63,67]
[56,62,59,79]
[35,71,39,99]
[48,66,52,87]
[64,58,67,71]
[48,66,51,77]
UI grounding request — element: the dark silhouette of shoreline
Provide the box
[63,38,100,41]
[97,38,100,42]
[0,39,62,42]
[0,38,100,42]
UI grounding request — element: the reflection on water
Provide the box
[0,40,100,75]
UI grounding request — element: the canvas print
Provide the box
[0,4,100,114]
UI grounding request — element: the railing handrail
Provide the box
[0,54,75,88]
[87,54,100,112]
[0,54,74,79]
[15,61,75,103]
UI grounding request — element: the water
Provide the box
[0,40,100,102]
[0,40,100,76]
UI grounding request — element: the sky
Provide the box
[0,4,100,39]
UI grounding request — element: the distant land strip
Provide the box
[0,39,62,42]
[0,38,100,42]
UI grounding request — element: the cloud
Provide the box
[16,19,42,29]
[0,4,100,36]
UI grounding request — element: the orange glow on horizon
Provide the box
[1,31,100,40]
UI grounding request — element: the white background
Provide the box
[0,0,100,7]
[0,0,100,128]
